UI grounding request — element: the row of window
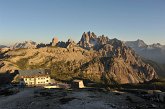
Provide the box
[24,78,34,81]
[25,80,50,85]
[37,77,47,80]
[29,82,34,85]
[38,82,45,84]
[38,80,49,83]
[24,77,49,81]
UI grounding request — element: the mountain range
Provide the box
[0,32,163,84]
[2,34,165,64]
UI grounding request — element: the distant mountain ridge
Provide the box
[11,41,37,49]
[125,39,147,49]
[125,39,165,64]
[0,45,8,48]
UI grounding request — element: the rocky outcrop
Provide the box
[78,31,97,49]
[79,38,157,84]
[65,39,77,48]
[78,32,112,50]
[52,37,59,46]
[56,39,77,48]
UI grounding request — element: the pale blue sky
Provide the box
[0,0,165,45]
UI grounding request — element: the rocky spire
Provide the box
[78,31,97,49]
[52,37,58,46]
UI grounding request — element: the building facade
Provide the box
[19,69,51,86]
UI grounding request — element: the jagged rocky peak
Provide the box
[99,38,132,58]
[11,40,37,49]
[78,31,97,49]
[97,35,110,45]
[80,39,158,84]
[78,31,112,50]
[81,31,97,42]
[78,37,158,84]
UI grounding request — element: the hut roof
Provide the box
[19,69,50,77]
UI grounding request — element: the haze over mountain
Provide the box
[125,40,165,64]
